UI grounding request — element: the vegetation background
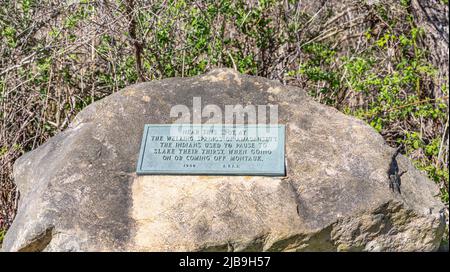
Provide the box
[0,0,448,247]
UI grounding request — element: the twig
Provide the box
[125,0,144,82]
[358,96,449,118]
[323,6,359,29]
[0,51,37,76]
[437,116,449,168]
[227,51,237,71]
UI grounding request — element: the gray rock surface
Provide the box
[2,69,446,251]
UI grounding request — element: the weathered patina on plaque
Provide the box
[136,124,285,175]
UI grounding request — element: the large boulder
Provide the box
[2,69,445,251]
